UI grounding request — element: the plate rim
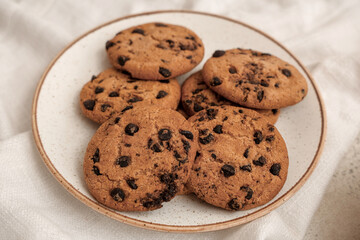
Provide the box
[31,10,327,233]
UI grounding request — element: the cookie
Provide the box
[80,68,180,124]
[106,22,204,80]
[187,106,289,211]
[84,106,198,211]
[202,48,308,109]
[181,71,280,124]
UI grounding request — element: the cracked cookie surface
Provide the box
[106,22,204,80]
[181,71,280,124]
[83,106,198,211]
[187,106,288,211]
[202,49,308,109]
[80,68,180,124]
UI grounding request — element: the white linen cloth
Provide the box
[1,0,360,239]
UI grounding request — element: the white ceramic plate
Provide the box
[32,11,326,232]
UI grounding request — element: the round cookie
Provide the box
[84,106,198,211]
[106,22,204,80]
[181,71,280,124]
[202,48,308,109]
[80,68,180,124]
[187,106,289,211]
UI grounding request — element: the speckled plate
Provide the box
[32,10,326,232]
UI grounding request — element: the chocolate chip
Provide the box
[92,165,102,175]
[125,123,139,136]
[164,40,174,48]
[243,148,249,158]
[211,153,217,159]
[128,96,143,103]
[266,135,275,142]
[206,108,218,120]
[223,116,228,121]
[193,103,204,112]
[121,105,133,113]
[110,188,125,202]
[147,138,153,149]
[114,117,120,124]
[116,156,131,167]
[109,91,119,97]
[192,88,203,94]
[254,130,263,144]
[118,56,130,66]
[301,88,305,94]
[184,99,192,105]
[151,143,162,153]
[199,133,214,145]
[105,41,115,50]
[83,100,95,111]
[95,87,104,94]
[274,83,280,88]
[229,66,237,74]
[221,164,235,177]
[228,198,240,210]
[159,80,170,83]
[210,77,222,86]
[281,69,292,77]
[179,130,193,140]
[271,109,278,114]
[156,90,168,99]
[124,143,131,147]
[253,156,266,166]
[197,116,205,122]
[173,150,187,163]
[101,104,111,112]
[257,90,264,102]
[131,28,145,35]
[92,148,100,163]
[239,109,243,113]
[155,23,168,27]
[159,67,171,78]
[260,80,269,87]
[240,186,253,200]
[179,43,197,51]
[212,50,225,57]
[91,75,97,81]
[213,125,223,134]
[240,164,252,172]
[270,163,281,176]
[195,151,201,160]
[186,55,192,59]
[182,139,190,153]
[156,44,166,49]
[185,35,195,40]
[126,179,138,189]
[158,128,172,141]
[268,125,275,132]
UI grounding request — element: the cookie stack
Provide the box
[80,22,308,212]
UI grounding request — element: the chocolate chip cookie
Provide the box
[181,71,280,124]
[202,49,308,109]
[80,68,180,124]
[83,106,198,211]
[187,106,289,211]
[106,22,204,80]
